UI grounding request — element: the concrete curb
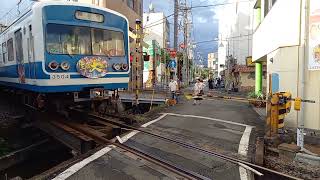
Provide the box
[295,153,320,166]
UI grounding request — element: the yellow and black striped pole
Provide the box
[134,19,142,106]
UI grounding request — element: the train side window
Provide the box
[2,42,7,63]
[15,30,23,63]
[7,38,14,62]
[0,46,2,63]
[29,25,34,60]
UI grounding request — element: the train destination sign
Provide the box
[75,11,104,23]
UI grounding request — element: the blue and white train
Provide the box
[0,1,130,103]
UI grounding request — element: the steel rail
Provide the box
[87,112,302,180]
[25,105,207,179]
[62,121,209,180]
[207,95,316,104]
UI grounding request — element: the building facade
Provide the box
[207,53,218,77]
[252,0,320,131]
[218,0,254,78]
[143,12,170,49]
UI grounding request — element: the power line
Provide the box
[143,1,251,30]
[193,34,253,45]
[143,13,174,28]
[189,0,251,9]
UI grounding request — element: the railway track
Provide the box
[22,104,302,180]
[23,105,207,180]
[69,108,301,180]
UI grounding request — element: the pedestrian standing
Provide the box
[217,78,221,88]
[168,78,178,104]
[208,78,213,90]
[193,78,205,105]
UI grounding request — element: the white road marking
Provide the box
[116,136,124,144]
[52,113,168,180]
[165,113,254,128]
[238,126,254,180]
[52,146,113,180]
[238,126,253,156]
[141,113,168,128]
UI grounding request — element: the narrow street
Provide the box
[0,0,320,179]
[55,95,263,180]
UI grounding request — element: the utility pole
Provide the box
[181,0,190,84]
[174,0,179,50]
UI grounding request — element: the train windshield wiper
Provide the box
[66,50,74,59]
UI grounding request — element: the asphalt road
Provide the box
[55,97,263,180]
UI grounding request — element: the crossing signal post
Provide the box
[266,91,314,144]
[133,19,142,106]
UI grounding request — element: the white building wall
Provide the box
[143,12,169,49]
[252,0,301,61]
[218,0,254,77]
[253,0,320,130]
[230,1,254,65]
[267,47,299,127]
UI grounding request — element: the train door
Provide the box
[14,29,25,84]
[27,25,36,80]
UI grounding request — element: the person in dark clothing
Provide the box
[208,78,214,90]
[217,78,221,88]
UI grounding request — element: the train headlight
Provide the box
[112,63,121,71]
[48,61,59,71]
[121,64,129,71]
[61,61,70,71]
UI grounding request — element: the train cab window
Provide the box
[46,24,125,57]
[7,38,14,62]
[91,29,125,56]
[46,24,91,55]
[15,30,24,63]
[2,42,7,63]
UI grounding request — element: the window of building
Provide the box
[2,42,7,63]
[127,0,134,10]
[7,38,14,62]
[15,30,24,63]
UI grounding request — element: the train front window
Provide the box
[46,24,91,55]
[46,24,125,57]
[91,29,125,56]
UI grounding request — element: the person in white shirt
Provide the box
[169,78,178,103]
[193,78,205,105]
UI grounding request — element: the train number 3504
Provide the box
[50,74,70,80]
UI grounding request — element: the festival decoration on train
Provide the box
[77,57,108,78]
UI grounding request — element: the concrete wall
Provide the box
[267,46,299,127]
[239,72,267,92]
[304,70,320,130]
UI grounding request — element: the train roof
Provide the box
[34,1,129,22]
[1,1,129,35]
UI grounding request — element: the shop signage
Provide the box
[309,0,320,70]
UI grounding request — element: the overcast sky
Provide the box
[1,0,224,66]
